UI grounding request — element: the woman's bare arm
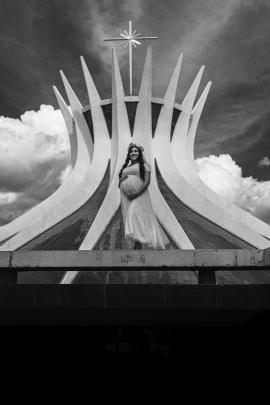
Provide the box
[118,173,129,188]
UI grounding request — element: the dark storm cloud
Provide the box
[196,75,270,156]
[0,0,103,116]
[0,0,148,116]
[0,156,69,225]
[1,0,269,116]
[0,161,34,192]
[192,0,270,179]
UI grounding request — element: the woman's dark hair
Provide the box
[119,145,145,181]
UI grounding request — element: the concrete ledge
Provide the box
[0,249,268,269]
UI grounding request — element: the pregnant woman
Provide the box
[119,143,169,249]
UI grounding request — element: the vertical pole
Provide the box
[129,42,133,95]
[129,20,133,95]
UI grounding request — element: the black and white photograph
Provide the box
[0,0,270,357]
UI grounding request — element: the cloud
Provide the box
[196,154,270,224]
[58,165,72,184]
[0,104,70,223]
[258,156,270,168]
[0,191,19,206]
[0,104,69,191]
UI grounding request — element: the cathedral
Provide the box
[1,40,270,287]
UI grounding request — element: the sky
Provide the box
[1,0,270,225]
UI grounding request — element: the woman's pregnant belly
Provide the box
[120,175,142,194]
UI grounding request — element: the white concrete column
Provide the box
[60,70,94,164]
[133,49,193,248]
[75,50,132,255]
[53,85,77,169]
[185,82,270,240]
[80,56,111,175]
[133,46,152,160]
[110,47,132,182]
[0,68,109,251]
[171,66,205,158]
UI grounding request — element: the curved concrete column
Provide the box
[132,46,152,160]
[187,82,212,161]
[61,49,132,284]
[109,47,132,182]
[0,68,110,251]
[185,82,270,239]
[164,53,183,104]
[132,48,194,248]
[74,49,131,250]
[152,52,194,248]
[0,80,85,243]
[60,71,94,165]
[80,56,110,165]
[168,73,270,248]
[53,85,77,169]
[171,66,205,154]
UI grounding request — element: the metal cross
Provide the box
[104,21,158,95]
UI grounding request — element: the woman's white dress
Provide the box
[120,162,169,249]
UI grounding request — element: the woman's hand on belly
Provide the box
[125,191,138,201]
[121,174,129,181]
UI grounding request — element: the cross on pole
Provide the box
[104,21,158,95]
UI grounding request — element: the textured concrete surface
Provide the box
[0,249,263,284]
[16,165,109,283]
[156,164,253,249]
[4,249,266,268]
[19,164,110,251]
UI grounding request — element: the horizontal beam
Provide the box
[0,249,269,270]
[82,96,182,111]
